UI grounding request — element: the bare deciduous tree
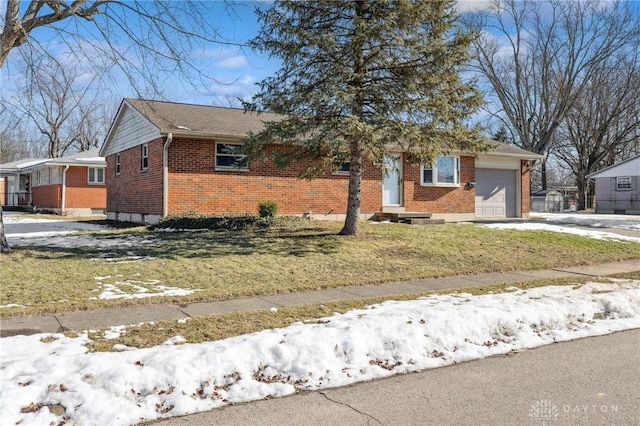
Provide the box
[1,1,234,92]
[0,0,235,252]
[466,0,639,189]
[9,55,100,158]
[553,50,640,209]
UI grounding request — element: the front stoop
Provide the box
[374,212,445,225]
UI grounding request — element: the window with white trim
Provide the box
[115,153,121,176]
[19,174,29,190]
[141,143,148,170]
[215,143,248,170]
[616,176,631,191]
[421,156,460,186]
[88,167,105,184]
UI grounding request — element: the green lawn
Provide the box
[2,220,639,318]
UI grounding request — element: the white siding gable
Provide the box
[589,156,640,178]
[101,103,161,156]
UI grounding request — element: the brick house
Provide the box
[100,98,543,224]
[0,149,106,215]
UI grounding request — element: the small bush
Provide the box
[258,201,278,219]
[151,213,270,231]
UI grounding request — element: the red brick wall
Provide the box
[31,167,106,210]
[521,160,531,215]
[167,139,383,215]
[106,136,532,218]
[65,166,106,209]
[33,185,61,209]
[105,138,164,215]
[403,155,475,213]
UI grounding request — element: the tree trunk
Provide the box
[339,141,364,236]
[541,161,548,190]
[576,178,588,211]
[0,206,10,253]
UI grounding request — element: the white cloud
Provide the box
[457,0,494,12]
[215,55,250,70]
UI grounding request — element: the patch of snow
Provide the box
[1,281,639,426]
[90,279,197,300]
[4,214,156,250]
[483,222,640,243]
[532,213,640,231]
[0,304,27,309]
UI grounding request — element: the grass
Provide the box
[2,220,640,319]
[85,275,625,352]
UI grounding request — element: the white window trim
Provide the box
[616,176,631,191]
[215,142,249,171]
[420,156,460,187]
[115,153,121,176]
[141,143,149,171]
[88,167,105,185]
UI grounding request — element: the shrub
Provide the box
[258,201,278,219]
[150,213,270,231]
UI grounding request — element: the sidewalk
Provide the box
[2,259,639,337]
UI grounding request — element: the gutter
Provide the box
[162,133,173,217]
[61,165,69,215]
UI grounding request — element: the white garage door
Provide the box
[475,169,517,218]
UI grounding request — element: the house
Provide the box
[99,98,543,224]
[0,149,107,216]
[0,157,40,208]
[587,155,640,215]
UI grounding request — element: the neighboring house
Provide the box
[587,155,640,215]
[99,98,543,224]
[0,149,107,216]
[0,157,40,207]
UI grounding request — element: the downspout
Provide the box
[61,165,69,215]
[163,133,173,217]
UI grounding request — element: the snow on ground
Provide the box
[531,213,640,231]
[91,276,198,300]
[483,214,640,243]
[1,281,639,426]
[3,212,155,250]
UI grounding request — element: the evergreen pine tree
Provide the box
[246,0,485,235]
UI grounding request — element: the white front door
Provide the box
[383,154,402,206]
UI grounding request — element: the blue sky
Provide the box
[1,1,281,110]
[2,0,498,112]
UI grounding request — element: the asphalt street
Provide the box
[145,329,640,426]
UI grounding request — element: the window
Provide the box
[141,144,148,170]
[115,153,121,176]
[421,156,460,186]
[332,161,350,175]
[88,167,105,184]
[616,176,632,191]
[19,174,29,190]
[215,143,248,170]
[35,170,41,186]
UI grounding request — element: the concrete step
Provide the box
[405,218,446,225]
[375,212,433,222]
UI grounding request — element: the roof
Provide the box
[101,98,542,161]
[482,140,544,160]
[0,149,105,175]
[0,158,46,175]
[586,154,640,179]
[125,98,282,138]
